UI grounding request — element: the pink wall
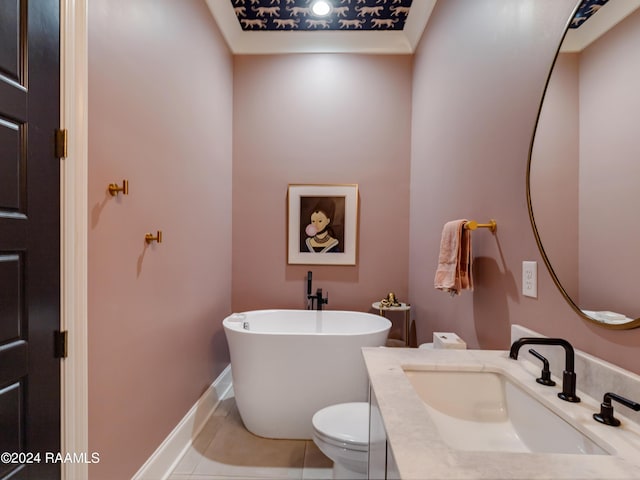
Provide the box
[84,2,640,476]
[578,8,640,317]
[232,55,411,326]
[529,53,580,300]
[88,1,232,478]
[409,0,640,374]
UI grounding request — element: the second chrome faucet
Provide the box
[509,337,581,403]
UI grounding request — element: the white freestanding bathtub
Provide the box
[223,309,391,439]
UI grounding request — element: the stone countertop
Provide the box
[362,347,640,480]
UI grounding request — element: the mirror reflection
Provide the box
[529,0,640,328]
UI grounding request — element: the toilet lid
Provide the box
[312,402,369,446]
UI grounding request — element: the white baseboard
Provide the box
[131,364,233,480]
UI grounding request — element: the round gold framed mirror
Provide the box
[528,0,640,329]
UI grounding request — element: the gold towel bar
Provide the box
[464,219,497,233]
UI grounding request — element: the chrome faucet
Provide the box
[509,337,580,403]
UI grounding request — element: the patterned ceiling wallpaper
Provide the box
[231,0,413,31]
[570,0,609,28]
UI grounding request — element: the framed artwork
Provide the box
[287,184,358,265]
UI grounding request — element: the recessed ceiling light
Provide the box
[311,0,332,17]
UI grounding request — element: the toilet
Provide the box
[312,334,466,479]
[312,402,369,480]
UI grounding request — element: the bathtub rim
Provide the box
[223,308,392,336]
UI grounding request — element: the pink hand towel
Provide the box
[434,219,473,295]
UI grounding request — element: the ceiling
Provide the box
[561,0,640,52]
[205,0,437,54]
[569,0,609,28]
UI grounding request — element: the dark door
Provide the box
[0,0,61,478]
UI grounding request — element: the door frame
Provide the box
[60,1,89,479]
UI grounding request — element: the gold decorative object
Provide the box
[380,292,401,308]
[373,293,411,346]
[108,179,129,196]
[145,231,162,244]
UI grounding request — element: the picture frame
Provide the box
[287,184,358,265]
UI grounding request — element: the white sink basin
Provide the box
[403,368,609,455]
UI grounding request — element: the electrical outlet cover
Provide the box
[522,261,537,298]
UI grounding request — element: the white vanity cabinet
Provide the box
[368,385,400,479]
[363,341,640,480]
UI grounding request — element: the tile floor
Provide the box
[168,388,334,480]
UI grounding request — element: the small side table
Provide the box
[372,302,411,347]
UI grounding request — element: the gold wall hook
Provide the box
[464,219,497,233]
[145,231,162,244]
[108,179,129,196]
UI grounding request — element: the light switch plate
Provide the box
[522,261,537,298]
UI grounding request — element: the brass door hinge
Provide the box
[55,128,68,158]
[54,330,68,358]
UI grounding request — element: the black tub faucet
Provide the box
[306,271,314,310]
[314,288,328,311]
[306,271,328,311]
[509,337,580,403]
